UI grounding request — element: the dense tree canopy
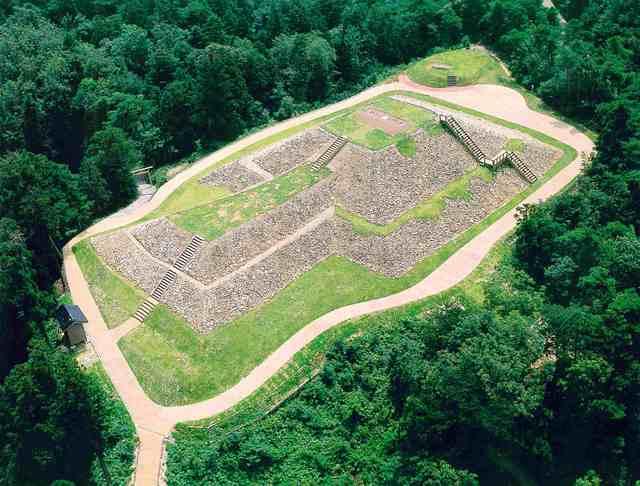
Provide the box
[1,0,639,484]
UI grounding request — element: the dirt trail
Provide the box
[63,77,593,484]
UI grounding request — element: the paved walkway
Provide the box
[63,77,593,485]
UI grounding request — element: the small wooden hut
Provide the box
[56,304,88,346]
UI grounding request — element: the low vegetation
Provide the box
[73,241,145,329]
[406,47,509,88]
[337,166,494,236]
[170,166,328,239]
[505,138,525,152]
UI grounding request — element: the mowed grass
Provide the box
[407,47,510,88]
[180,234,511,429]
[505,138,525,152]
[324,96,440,153]
[73,241,145,329]
[170,166,328,239]
[104,91,576,406]
[337,166,494,236]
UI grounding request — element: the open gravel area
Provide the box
[248,128,336,175]
[199,160,268,193]
[91,230,167,294]
[130,218,194,266]
[333,130,477,225]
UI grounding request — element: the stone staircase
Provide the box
[311,136,348,170]
[174,235,204,272]
[133,297,157,323]
[440,115,537,183]
[132,235,205,323]
[447,74,457,87]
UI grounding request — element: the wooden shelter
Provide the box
[56,304,88,346]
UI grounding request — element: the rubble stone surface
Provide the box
[100,97,563,333]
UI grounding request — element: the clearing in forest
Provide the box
[76,85,571,406]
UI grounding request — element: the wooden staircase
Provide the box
[311,136,348,171]
[447,74,457,86]
[440,115,537,184]
[440,115,487,162]
[174,235,204,272]
[133,297,157,323]
[506,151,537,183]
[132,235,205,323]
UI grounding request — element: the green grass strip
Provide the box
[73,241,145,329]
[337,166,494,236]
[170,166,328,240]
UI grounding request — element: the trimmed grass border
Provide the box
[73,241,145,329]
[336,166,494,236]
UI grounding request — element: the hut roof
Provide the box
[56,304,88,330]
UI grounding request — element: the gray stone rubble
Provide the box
[249,128,336,175]
[94,97,563,334]
[187,178,334,285]
[91,230,166,294]
[199,160,267,193]
[130,218,193,265]
[333,130,477,225]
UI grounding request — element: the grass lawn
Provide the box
[73,241,145,329]
[179,232,510,430]
[406,47,510,88]
[505,138,525,152]
[84,90,576,406]
[170,166,329,239]
[323,96,441,152]
[336,166,494,236]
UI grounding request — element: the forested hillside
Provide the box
[1,0,639,484]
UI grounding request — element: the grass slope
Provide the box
[170,166,328,239]
[78,88,576,405]
[73,241,145,329]
[86,363,137,485]
[407,47,509,87]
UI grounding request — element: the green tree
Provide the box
[0,151,90,285]
[0,336,107,485]
[192,43,255,140]
[80,126,139,216]
[0,218,50,379]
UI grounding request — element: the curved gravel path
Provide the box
[63,77,593,485]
